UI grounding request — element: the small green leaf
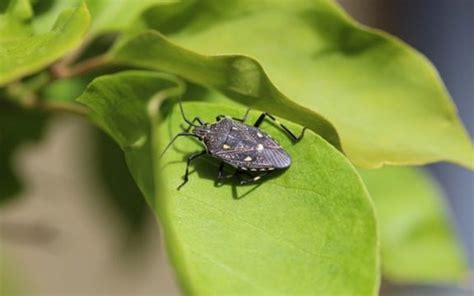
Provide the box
[4,0,32,20]
[40,76,89,103]
[0,2,90,86]
[31,0,167,36]
[124,0,473,168]
[78,70,380,295]
[360,167,467,283]
[30,0,76,33]
[86,0,166,36]
[0,0,33,39]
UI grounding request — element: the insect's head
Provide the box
[192,124,210,140]
[177,97,209,140]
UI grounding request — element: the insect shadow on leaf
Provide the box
[159,99,307,193]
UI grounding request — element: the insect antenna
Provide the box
[178,97,199,127]
[159,132,200,159]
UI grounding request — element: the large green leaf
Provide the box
[360,167,466,283]
[77,70,379,295]
[110,31,341,151]
[113,0,473,168]
[0,2,90,86]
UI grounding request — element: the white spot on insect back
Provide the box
[256,144,264,152]
[257,132,263,138]
[254,176,261,181]
[244,156,252,161]
[223,144,231,149]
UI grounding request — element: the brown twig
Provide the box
[50,36,93,76]
[66,54,110,77]
[50,54,111,79]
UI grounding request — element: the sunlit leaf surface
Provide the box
[31,0,167,36]
[114,0,473,168]
[110,31,341,150]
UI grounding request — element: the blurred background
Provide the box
[0,1,472,295]
[341,1,473,294]
[340,0,474,264]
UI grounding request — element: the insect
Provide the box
[160,100,307,190]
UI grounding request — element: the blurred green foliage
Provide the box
[360,167,466,282]
[0,1,90,85]
[93,129,151,247]
[0,100,47,204]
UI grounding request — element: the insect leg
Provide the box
[192,117,205,125]
[177,150,207,190]
[237,108,251,123]
[253,112,306,143]
[217,162,234,181]
[178,98,202,127]
[184,117,206,132]
[237,171,273,185]
[216,108,251,123]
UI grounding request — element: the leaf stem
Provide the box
[50,54,111,79]
[40,101,88,116]
[4,79,88,116]
[61,36,93,66]
[50,35,93,76]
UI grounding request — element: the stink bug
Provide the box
[160,100,306,190]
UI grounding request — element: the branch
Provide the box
[50,54,111,79]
